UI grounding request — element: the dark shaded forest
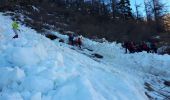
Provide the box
[0,0,169,42]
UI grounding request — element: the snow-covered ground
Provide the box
[0,13,170,100]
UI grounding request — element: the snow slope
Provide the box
[54,32,170,78]
[0,13,169,100]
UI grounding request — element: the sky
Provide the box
[102,0,170,16]
[130,0,170,16]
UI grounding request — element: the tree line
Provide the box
[2,0,165,21]
[0,0,168,41]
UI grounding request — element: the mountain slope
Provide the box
[0,13,170,100]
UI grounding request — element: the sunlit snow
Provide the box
[0,13,169,100]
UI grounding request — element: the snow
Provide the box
[0,92,23,100]
[0,13,170,100]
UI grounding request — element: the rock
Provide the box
[92,53,103,59]
[59,39,64,43]
[144,82,154,91]
[166,48,170,55]
[86,48,93,52]
[45,33,58,40]
[164,80,170,87]
[145,92,153,99]
[158,46,170,55]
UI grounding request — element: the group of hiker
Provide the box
[123,41,157,53]
[68,32,83,48]
[11,20,84,49]
[11,20,158,54]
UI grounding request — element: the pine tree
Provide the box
[118,0,132,20]
[134,0,141,20]
[110,0,117,19]
[152,0,166,32]
[144,0,153,21]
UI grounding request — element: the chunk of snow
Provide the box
[0,92,23,100]
[0,67,25,89]
[31,92,42,100]
[12,47,41,66]
[21,75,54,93]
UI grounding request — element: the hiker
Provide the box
[68,33,74,45]
[141,42,149,52]
[150,42,157,53]
[75,35,82,48]
[128,41,136,53]
[134,42,141,53]
[12,20,20,39]
[123,41,129,53]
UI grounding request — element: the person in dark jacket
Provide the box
[68,33,74,45]
[151,42,157,53]
[141,42,149,52]
[123,41,129,53]
[75,35,82,48]
[128,42,136,53]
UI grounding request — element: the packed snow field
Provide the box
[0,13,170,100]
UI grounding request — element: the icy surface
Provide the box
[0,13,170,100]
